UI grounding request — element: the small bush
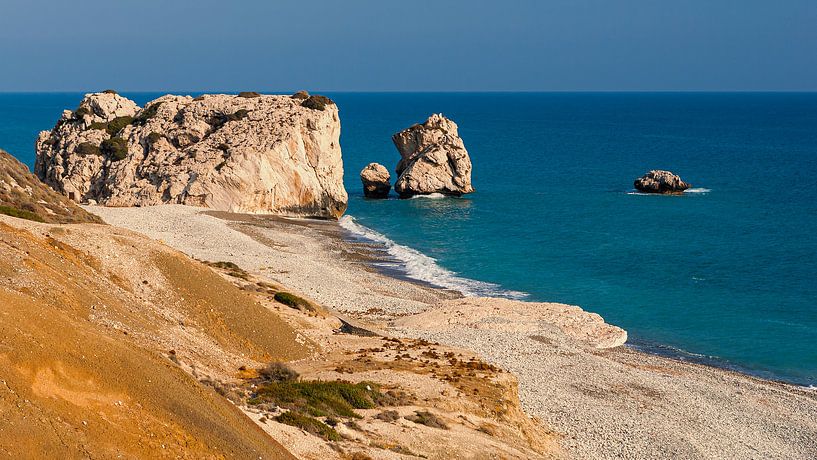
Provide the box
[74,106,91,119]
[375,410,400,422]
[301,95,334,111]
[147,132,164,145]
[106,116,134,135]
[102,89,118,94]
[229,109,250,121]
[75,142,101,156]
[132,102,162,126]
[259,362,300,382]
[274,292,313,311]
[405,410,448,429]
[209,261,240,270]
[238,91,261,98]
[291,90,309,100]
[89,116,134,136]
[275,411,340,441]
[100,137,129,161]
[0,205,44,222]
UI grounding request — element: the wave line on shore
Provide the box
[339,216,528,300]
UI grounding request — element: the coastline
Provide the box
[86,205,817,459]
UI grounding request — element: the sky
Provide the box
[0,0,815,92]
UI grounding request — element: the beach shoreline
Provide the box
[86,204,817,459]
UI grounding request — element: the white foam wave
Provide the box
[805,385,817,391]
[339,215,527,299]
[684,188,712,194]
[409,193,447,199]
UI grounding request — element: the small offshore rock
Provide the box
[360,163,391,198]
[392,113,474,198]
[633,170,692,194]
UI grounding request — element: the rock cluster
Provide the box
[359,114,474,199]
[392,114,474,197]
[633,170,692,194]
[360,163,391,198]
[35,91,348,219]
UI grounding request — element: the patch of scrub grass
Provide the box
[274,292,314,311]
[274,411,340,441]
[132,102,162,126]
[204,260,249,280]
[0,205,44,222]
[89,116,134,136]
[75,142,101,156]
[250,380,382,419]
[405,410,448,430]
[100,137,129,161]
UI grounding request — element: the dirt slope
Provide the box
[0,149,102,224]
[0,217,307,458]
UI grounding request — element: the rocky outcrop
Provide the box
[0,148,102,224]
[35,91,348,219]
[634,170,692,194]
[392,114,474,197]
[360,162,391,198]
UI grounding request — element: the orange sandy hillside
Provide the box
[0,217,311,459]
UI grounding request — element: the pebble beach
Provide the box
[87,204,817,459]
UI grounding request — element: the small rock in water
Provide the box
[360,162,391,198]
[633,170,692,194]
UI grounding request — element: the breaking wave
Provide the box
[338,215,528,299]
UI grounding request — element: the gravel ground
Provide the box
[88,205,817,459]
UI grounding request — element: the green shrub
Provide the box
[88,116,134,136]
[229,109,250,121]
[238,91,261,98]
[102,89,118,94]
[147,132,164,145]
[75,142,101,156]
[74,106,91,119]
[291,90,309,100]
[274,292,313,311]
[274,412,340,441]
[301,95,334,111]
[0,205,43,222]
[100,137,129,161]
[132,102,162,126]
[251,380,381,418]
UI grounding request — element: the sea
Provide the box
[2,92,815,387]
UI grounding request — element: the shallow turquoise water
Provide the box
[2,92,816,385]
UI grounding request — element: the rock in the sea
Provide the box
[633,170,692,194]
[360,163,391,198]
[35,91,348,219]
[391,113,474,197]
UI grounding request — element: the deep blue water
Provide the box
[2,92,816,386]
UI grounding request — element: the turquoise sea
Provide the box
[2,92,816,386]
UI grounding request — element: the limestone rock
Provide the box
[392,114,474,197]
[360,162,391,198]
[634,170,692,194]
[35,92,348,219]
[394,297,628,349]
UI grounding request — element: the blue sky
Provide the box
[0,0,815,92]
